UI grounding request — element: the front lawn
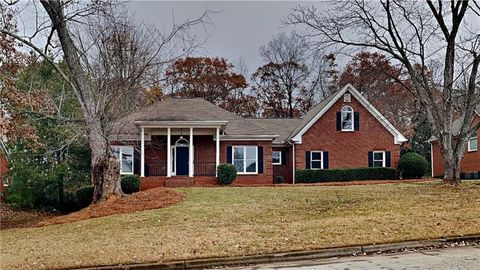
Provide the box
[2,181,480,270]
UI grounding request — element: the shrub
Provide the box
[398,152,428,179]
[295,167,398,183]
[217,164,237,185]
[275,176,284,184]
[76,186,94,208]
[121,175,140,194]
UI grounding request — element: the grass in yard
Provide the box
[1,181,480,270]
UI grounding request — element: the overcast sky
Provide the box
[125,1,321,74]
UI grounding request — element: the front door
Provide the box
[175,147,189,176]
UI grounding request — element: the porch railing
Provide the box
[194,161,217,176]
[145,161,216,177]
[146,161,167,176]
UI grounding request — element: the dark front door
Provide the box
[176,147,189,176]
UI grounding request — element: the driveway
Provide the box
[228,246,480,270]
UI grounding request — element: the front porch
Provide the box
[138,123,224,179]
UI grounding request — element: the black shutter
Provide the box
[227,146,232,164]
[306,151,311,169]
[281,150,287,165]
[336,112,341,130]
[368,151,373,167]
[323,151,329,169]
[354,112,360,131]
[385,151,391,167]
[258,146,264,174]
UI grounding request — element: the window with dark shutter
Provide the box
[368,151,373,167]
[336,112,341,130]
[323,151,329,169]
[385,151,391,167]
[354,112,359,130]
[227,146,232,164]
[258,146,264,173]
[306,151,311,169]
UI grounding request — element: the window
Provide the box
[468,136,478,152]
[233,146,258,174]
[311,151,323,169]
[272,151,282,165]
[373,151,385,167]
[112,146,134,175]
[341,105,354,131]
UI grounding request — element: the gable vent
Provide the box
[344,93,351,102]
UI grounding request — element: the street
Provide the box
[228,246,480,270]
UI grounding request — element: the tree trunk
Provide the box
[87,119,123,203]
[439,138,462,186]
[40,0,124,203]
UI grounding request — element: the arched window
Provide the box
[175,137,189,147]
[341,105,354,131]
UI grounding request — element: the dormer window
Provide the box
[341,105,354,131]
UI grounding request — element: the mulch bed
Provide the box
[38,188,182,227]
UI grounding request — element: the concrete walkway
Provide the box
[229,246,480,270]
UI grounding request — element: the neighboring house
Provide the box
[429,106,480,179]
[110,84,407,188]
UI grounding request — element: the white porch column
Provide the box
[189,127,194,177]
[215,127,220,177]
[140,127,145,177]
[167,127,171,177]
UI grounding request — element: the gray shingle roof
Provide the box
[110,98,274,140]
[248,118,302,144]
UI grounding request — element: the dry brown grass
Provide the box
[1,181,479,270]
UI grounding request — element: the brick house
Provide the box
[110,84,407,188]
[429,107,480,179]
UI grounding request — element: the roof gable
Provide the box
[290,84,407,144]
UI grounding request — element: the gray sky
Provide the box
[125,1,319,74]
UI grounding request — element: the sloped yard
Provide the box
[2,181,480,270]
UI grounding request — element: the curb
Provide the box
[75,235,480,270]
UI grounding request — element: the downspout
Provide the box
[287,140,296,184]
[430,142,434,178]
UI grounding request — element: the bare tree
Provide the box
[286,0,480,184]
[252,31,337,118]
[1,0,207,202]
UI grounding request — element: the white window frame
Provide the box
[468,136,477,152]
[272,151,282,165]
[112,145,135,175]
[310,151,323,170]
[372,151,386,168]
[341,105,354,132]
[232,146,258,174]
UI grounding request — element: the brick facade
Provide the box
[294,93,401,171]
[431,128,480,177]
[272,146,294,184]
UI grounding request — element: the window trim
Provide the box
[112,145,135,175]
[341,105,354,132]
[310,151,324,170]
[372,151,386,168]
[232,146,258,175]
[468,136,478,152]
[272,151,282,165]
